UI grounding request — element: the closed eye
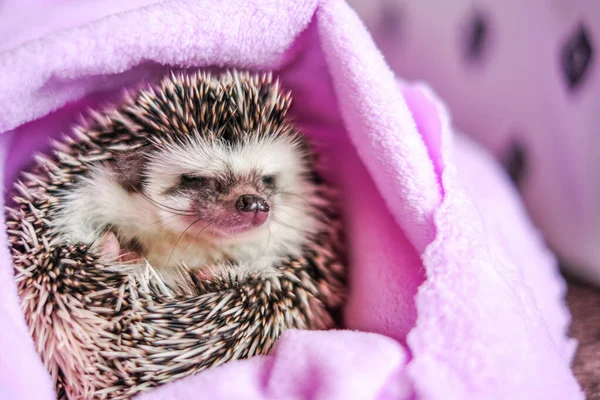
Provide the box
[180,174,208,187]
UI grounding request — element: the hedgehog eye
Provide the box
[261,175,276,188]
[180,174,208,187]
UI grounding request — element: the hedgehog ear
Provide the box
[110,146,152,193]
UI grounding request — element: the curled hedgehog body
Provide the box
[6,71,346,399]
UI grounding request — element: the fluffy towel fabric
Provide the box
[347,0,600,285]
[0,0,582,399]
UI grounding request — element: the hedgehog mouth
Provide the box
[182,212,269,239]
[208,225,262,239]
[209,222,263,236]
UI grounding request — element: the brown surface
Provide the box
[567,277,600,399]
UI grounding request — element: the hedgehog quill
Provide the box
[6,70,346,399]
[52,71,323,286]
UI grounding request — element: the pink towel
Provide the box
[0,0,582,398]
[347,0,600,285]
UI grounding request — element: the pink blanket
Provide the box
[347,0,600,285]
[0,0,582,398]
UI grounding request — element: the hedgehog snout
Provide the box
[235,194,269,227]
[236,195,270,213]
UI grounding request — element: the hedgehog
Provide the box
[5,70,346,400]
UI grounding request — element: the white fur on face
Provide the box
[144,135,306,199]
[49,164,162,248]
[143,134,309,234]
[51,133,321,279]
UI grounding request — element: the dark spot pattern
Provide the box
[562,24,594,91]
[464,10,490,62]
[503,140,527,188]
[380,0,402,37]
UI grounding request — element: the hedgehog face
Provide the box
[140,133,310,241]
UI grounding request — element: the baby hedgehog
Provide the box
[6,70,346,399]
[51,71,325,286]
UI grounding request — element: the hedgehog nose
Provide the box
[236,195,270,213]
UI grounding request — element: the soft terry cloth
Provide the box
[347,0,600,285]
[0,0,582,399]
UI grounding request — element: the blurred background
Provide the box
[346,0,599,397]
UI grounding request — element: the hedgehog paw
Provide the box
[98,231,143,264]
